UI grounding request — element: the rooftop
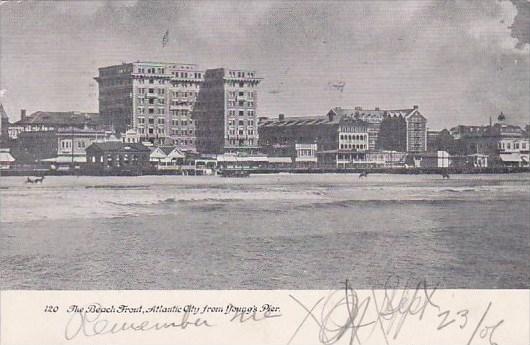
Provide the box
[330,106,419,119]
[87,142,150,152]
[259,115,336,128]
[15,111,101,126]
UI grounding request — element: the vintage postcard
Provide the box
[0,1,528,344]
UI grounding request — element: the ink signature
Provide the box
[287,278,504,345]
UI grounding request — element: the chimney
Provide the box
[278,113,285,121]
[413,105,419,110]
[20,109,26,121]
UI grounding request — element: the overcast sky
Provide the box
[0,0,528,129]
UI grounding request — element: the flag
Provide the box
[162,29,169,47]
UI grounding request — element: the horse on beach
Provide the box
[26,176,45,184]
[359,171,369,179]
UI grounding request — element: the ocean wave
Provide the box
[105,197,245,207]
[85,185,150,190]
[296,199,476,210]
[439,188,478,193]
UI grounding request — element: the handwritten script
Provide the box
[64,303,281,340]
[287,278,505,345]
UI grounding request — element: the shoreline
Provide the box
[1,166,529,177]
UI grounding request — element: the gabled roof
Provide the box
[259,115,337,128]
[159,146,177,155]
[405,109,426,120]
[329,106,417,119]
[167,147,185,159]
[87,142,150,152]
[150,147,167,158]
[15,111,101,126]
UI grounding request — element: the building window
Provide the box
[239,110,244,116]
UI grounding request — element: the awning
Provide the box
[267,157,292,163]
[499,153,522,163]
[0,152,15,162]
[216,155,268,162]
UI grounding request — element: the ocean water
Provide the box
[0,173,528,289]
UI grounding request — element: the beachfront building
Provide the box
[122,128,141,143]
[295,143,318,167]
[149,146,185,170]
[327,105,427,152]
[336,117,369,168]
[259,112,340,166]
[41,128,117,170]
[451,118,528,166]
[497,137,529,167]
[259,112,372,168]
[405,106,428,152]
[85,142,151,174]
[327,107,384,151]
[13,110,102,133]
[259,106,424,167]
[95,62,203,150]
[0,148,15,170]
[194,68,262,154]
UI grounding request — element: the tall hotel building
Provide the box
[194,68,262,154]
[95,62,203,150]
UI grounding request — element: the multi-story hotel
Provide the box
[327,105,427,152]
[95,62,203,151]
[259,111,370,167]
[194,68,262,154]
